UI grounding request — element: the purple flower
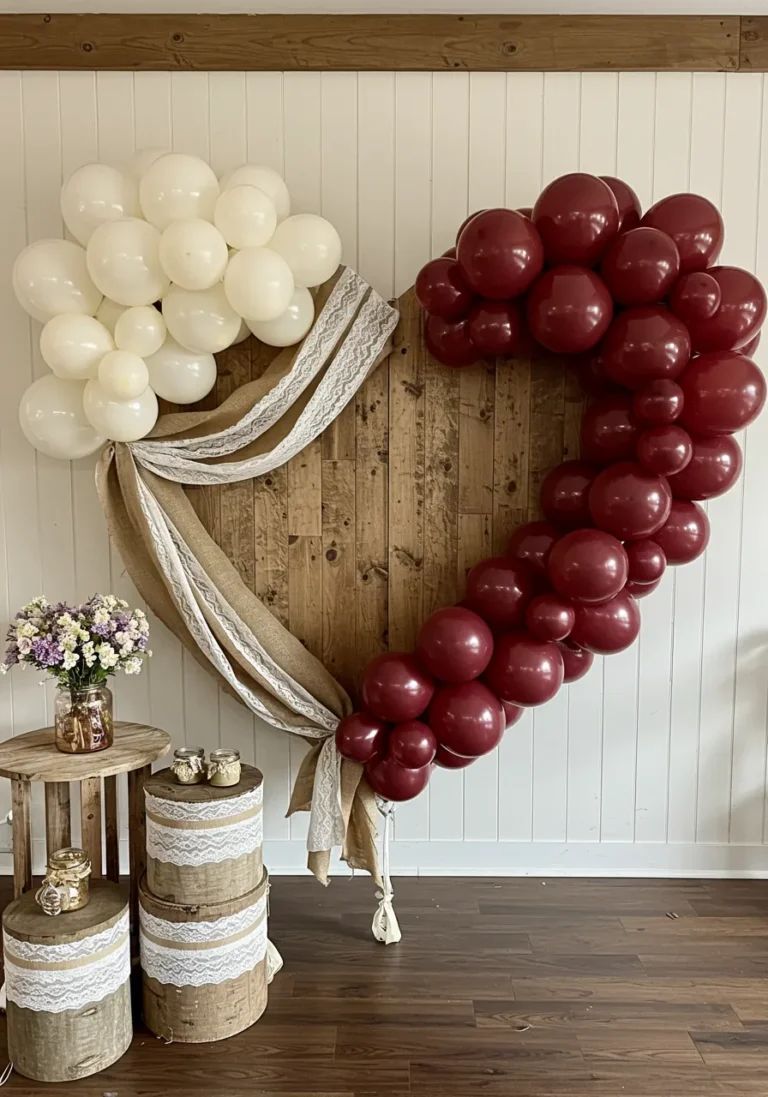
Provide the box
[31,637,63,667]
[136,635,148,651]
[4,643,19,666]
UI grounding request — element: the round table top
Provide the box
[0,722,171,782]
[3,879,128,942]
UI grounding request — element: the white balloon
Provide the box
[269,214,342,289]
[220,165,290,222]
[83,379,158,442]
[162,283,241,354]
[224,247,294,323]
[214,185,277,249]
[96,298,127,335]
[144,337,217,404]
[140,153,220,231]
[114,305,166,358]
[98,350,150,400]
[13,239,102,323]
[232,318,250,344]
[158,219,228,291]
[126,148,167,179]
[248,287,315,348]
[40,314,114,380]
[60,163,140,246]
[19,375,105,460]
[87,218,169,306]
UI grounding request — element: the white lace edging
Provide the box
[4,912,130,1013]
[147,810,263,866]
[146,784,262,823]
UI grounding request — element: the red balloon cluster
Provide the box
[342,176,766,805]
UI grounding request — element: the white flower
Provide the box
[135,608,146,619]
[119,641,135,657]
[124,657,143,675]
[97,644,118,670]
[17,637,32,655]
[56,613,74,627]
[82,642,97,668]
[16,622,38,639]
[93,609,109,626]
[62,650,79,670]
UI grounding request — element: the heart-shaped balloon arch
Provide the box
[336,174,768,807]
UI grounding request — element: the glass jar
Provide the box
[207,748,241,787]
[171,746,206,785]
[35,847,91,916]
[54,684,114,754]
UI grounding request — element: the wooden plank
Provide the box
[288,536,323,662]
[127,764,151,934]
[741,16,768,71]
[80,776,102,879]
[253,465,289,628]
[459,363,495,516]
[492,357,532,554]
[0,15,740,72]
[321,458,357,696]
[11,779,32,897]
[104,774,119,883]
[423,346,460,618]
[527,357,566,522]
[44,781,71,855]
[218,340,256,594]
[458,513,492,595]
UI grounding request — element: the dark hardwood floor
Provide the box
[3,875,768,1095]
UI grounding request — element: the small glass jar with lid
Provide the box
[171,746,206,785]
[207,748,241,787]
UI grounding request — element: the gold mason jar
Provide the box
[171,746,206,785]
[207,748,241,787]
[35,847,91,916]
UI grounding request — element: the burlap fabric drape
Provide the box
[96,268,399,885]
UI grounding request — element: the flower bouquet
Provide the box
[1,595,151,753]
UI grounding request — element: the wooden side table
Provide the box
[0,722,171,929]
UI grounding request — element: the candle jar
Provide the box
[54,684,113,754]
[207,748,241,787]
[35,847,91,916]
[171,747,206,785]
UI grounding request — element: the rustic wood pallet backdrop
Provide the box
[182,288,587,700]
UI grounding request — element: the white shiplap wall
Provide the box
[1,69,768,877]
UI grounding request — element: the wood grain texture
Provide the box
[103,774,119,884]
[79,776,102,879]
[44,781,71,857]
[0,722,171,782]
[127,763,150,935]
[0,14,742,72]
[11,778,32,897]
[740,17,768,70]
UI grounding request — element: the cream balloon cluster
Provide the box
[13,151,342,460]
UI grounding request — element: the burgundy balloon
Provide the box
[652,499,711,565]
[365,756,432,803]
[547,528,629,605]
[558,639,595,682]
[588,461,672,541]
[580,392,641,464]
[507,520,560,575]
[416,606,494,683]
[679,351,767,436]
[626,576,662,598]
[457,208,544,299]
[484,630,565,707]
[360,652,436,723]
[424,314,480,369]
[578,351,617,397]
[442,246,457,259]
[526,266,613,354]
[455,209,486,243]
[641,192,724,273]
[428,681,505,758]
[434,744,475,769]
[601,306,691,389]
[335,712,389,764]
[501,700,524,728]
[467,299,522,356]
[525,594,576,642]
[415,258,474,321]
[570,590,641,654]
[632,379,685,426]
[625,539,666,584]
[388,720,437,769]
[669,271,722,325]
[685,266,767,353]
[740,332,761,357]
[600,176,642,233]
[517,206,533,219]
[600,227,680,306]
[465,556,538,629]
[667,434,743,500]
[532,173,619,266]
[540,460,598,529]
[637,424,693,476]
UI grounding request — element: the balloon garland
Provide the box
[13,151,342,460]
[336,173,768,805]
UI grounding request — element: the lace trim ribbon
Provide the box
[147,809,263,866]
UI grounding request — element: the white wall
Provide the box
[1,69,768,878]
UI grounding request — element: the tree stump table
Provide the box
[0,722,171,932]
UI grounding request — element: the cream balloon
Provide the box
[19,375,105,460]
[98,350,150,400]
[60,163,140,246]
[13,239,102,323]
[158,219,228,291]
[126,148,167,179]
[139,153,220,231]
[162,283,241,354]
[248,287,315,348]
[219,165,290,222]
[87,218,169,306]
[269,214,342,288]
[114,305,166,358]
[232,318,250,344]
[224,247,294,323]
[40,314,114,380]
[213,185,277,249]
[83,379,158,442]
[144,337,217,404]
[95,298,127,336]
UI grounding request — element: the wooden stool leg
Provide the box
[80,776,102,878]
[104,775,119,883]
[44,781,71,855]
[127,764,150,934]
[11,779,32,897]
